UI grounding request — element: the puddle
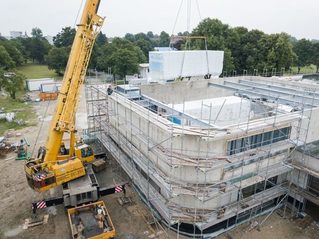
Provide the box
[4,226,23,237]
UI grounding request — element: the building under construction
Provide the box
[85,75,319,237]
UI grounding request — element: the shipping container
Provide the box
[40,82,62,93]
[26,78,54,91]
[149,50,224,82]
[39,92,58,101]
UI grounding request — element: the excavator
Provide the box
[25,0,104,192]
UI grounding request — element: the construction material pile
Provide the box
[0,137,16,157]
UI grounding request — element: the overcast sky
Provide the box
[0,0,318,40]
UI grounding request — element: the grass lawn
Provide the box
[17,64,58,79]
[290,65,317,75]
[0,97,37,136]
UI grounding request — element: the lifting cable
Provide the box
[195,0,202,21]
[171,0,185,39]
[31,99,51,157]
[171,0,210,78]
[31,0,86,157]
[74,0,85,28]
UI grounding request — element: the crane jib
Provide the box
[43,0,104,163]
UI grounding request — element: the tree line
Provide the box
[47,19,319,77]
[0,18,319,90]
[191,19,319,74]
[46,28,171,78]
[0,28,52,98]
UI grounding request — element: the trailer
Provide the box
[68,201,116,239]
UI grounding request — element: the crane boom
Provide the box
[45,0,104,162]
[25,0,105,192]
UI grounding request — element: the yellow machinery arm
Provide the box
[25,0,104,192]
[46,0,104,162]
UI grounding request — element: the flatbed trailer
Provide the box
[68,201,116,239]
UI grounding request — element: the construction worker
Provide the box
[107,85,113,95]
[60,142,67,155]
[17,139,27,159]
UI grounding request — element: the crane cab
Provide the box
[75,144,95,163]
[57,142,95,163]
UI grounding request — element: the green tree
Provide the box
[28,27,51,63]
[31,27,43,38]
[95,32,107,47]
[53,27,76,47]
[223,48,235,73]
[2,72,26,99]
[11,38,28,62]
[124,33,136,42]
[312,42,319,72]
[237,30,265,71]
[266,33,296,72]
[0,40,25,66]
[0,46,14,69]
[109,49,140,78]
[135,39,153,60]
[159,31,170,47]
[294,39,313,73]
[147,31,154,39]
[29,38,51,63]
[0,68,5,91]
[46,47,69,75]
[134,33,150,42]
[96,38,146,79]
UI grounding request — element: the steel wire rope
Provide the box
[171,0,185,38]
[31,99,51,156]
[74,0,85,27]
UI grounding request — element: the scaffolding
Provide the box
[85,75,318,237]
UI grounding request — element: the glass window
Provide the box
[82,193,87,200]
[87,191,92,199]
[227,127,291,155]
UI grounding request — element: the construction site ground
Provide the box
[0,88,318,239]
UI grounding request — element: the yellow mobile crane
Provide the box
[25,0,104,192]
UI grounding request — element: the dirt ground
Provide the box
[0,87,318,239]
[0,88,177,239]
[216,212,319,239]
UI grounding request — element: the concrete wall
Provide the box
[140,78,232,104]
[293,151,319,174]
[107,93,294,213]
[302,108,319,143]
[90,77,319,231]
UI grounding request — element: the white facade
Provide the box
[87,76,319,236]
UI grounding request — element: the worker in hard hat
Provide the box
[59,142,67,155]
